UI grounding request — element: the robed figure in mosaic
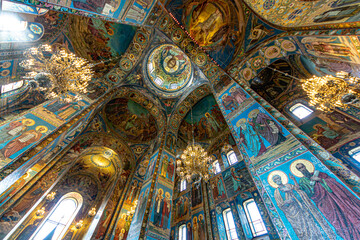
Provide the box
[293,160,360,240]
[269,171,336,240]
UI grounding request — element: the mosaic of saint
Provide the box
[183,0,242,48]
[146,44,192,93]
[105,98,157,142]
[166,0,244,67]
[179,95,227,142]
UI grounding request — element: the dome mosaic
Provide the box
[146,44,192,96]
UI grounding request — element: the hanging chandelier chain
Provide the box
[266,66,302,81]
[266,66,360,112]
[191,106,195,146]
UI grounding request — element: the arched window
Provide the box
[349,146,360,162]
[227,151,238,165]
[223,208,238,240]
[289,103,313,119]
[243,199,267,237]
[213,160,221,174]
[180,179,187,192]
[30,192,83,240]
[1,80,24,94]
[179,224,187,240]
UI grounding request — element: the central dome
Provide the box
[146,44,192,96]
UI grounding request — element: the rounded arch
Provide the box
[103,86,166,144]
[242,0,360,30]
[73,132,135,169]
[169,84,212,138]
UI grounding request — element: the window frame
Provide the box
[243,199,268,237]
[227,151,238,166]
[349,146,360,162]
[1,80,24,94]
[213,160,221,174]
[180,179,187,192]
[289,103,313,120]
[222,208,239,240]
[179,224,187,240]
[29,192,83,240]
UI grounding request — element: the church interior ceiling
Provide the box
[2,1,360,240]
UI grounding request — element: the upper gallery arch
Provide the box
[103,87,166,144]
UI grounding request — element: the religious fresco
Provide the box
[299,117,344,149]
[0,116,53,170]
[244,14,283,52]
[67,15,136,77]
[235,37,300,84]
[145,150,158,180]
[149,182,173,238]
[230,103,298,167]
[0,107,95,208]
[296,36,360,64]
[261,151,360,240]
[159,151,175,182]
[173,192,190,222]
[178,95,227,142]
[8,0,157,25]
[0,144,122,239]
[145,44,192,97]
[218,82,253,119]
[222,161,253,198]
[104,98,158,143]
[209,175,227,203]
[296,55,360,78]
[242,0,360,27]
[127,180,151,240]
[191,211,207,240]
[166,0,245,68]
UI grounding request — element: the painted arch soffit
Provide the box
[75,132,135,167]
[103,87,166,144]
[242,0,360,28]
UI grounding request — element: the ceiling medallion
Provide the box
[145,44,192,97]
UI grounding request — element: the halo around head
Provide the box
[248,109,260,119]
[158,188,164,195]
[290,159,315,178]
[236,118,246,127]
[268,170,288,188]
[22,118,35,126]
[165,192,170,198]
[36,126,48,133]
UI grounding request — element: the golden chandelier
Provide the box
[20,44,93,102]
[176,108,212,181]
[301,72,360,112]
